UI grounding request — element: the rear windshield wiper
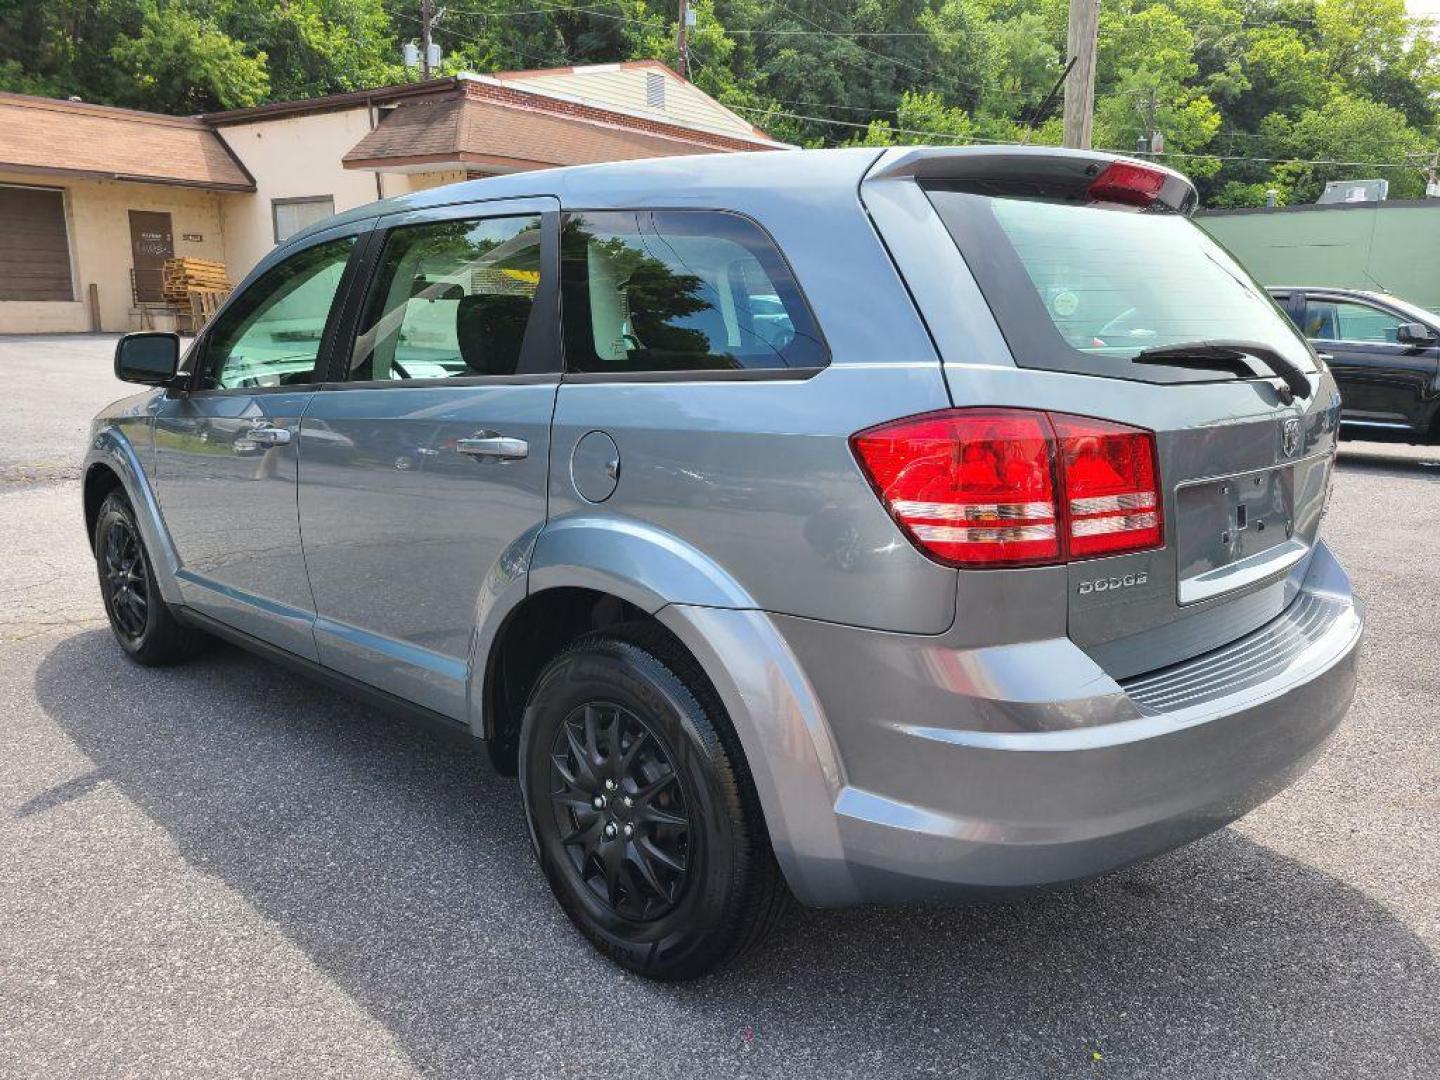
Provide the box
[1133,340,1313,401]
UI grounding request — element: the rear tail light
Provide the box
[1051,414,1162,557]
[852,408,1163,568]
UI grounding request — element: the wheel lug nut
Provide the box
[603,822,618,838]
[622,796,633,809]
[604,779,617,791]
[592,796,605,810]
[623,823,634,838]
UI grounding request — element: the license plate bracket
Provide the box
[1175,465,1298,603]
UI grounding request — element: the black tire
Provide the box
[94,491,207,666]
[519,624,788,980]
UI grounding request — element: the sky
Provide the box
[1409,0,1440,23]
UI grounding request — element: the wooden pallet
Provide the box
[162,257,231,303]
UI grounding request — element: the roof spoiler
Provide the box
[863,145,1200,216]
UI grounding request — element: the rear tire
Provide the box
[519,624,787,980]
[94,491,207,666]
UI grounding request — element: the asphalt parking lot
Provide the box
[1,334,1437,1078]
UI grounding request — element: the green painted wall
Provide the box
[1200,202,1440,313]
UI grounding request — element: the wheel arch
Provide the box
[83,427,183,605]
[83,463,124,549]
[473,516,855,905]
[473,516,760,756]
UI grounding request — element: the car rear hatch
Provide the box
[860,147,1341,678]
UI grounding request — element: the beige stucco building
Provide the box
[0,62,785,334]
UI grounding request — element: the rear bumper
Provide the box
[766,541,1362,905]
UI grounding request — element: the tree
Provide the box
[220,0,401,100]
[0,0,1435,207]
[109,4,269,112]
[846,90,976,145]
[1269,93,1430,201]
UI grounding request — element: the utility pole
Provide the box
[1062,0,1100,149]
[1136,85,1159,156]
[420,0,439,80]
[676,0,690,79]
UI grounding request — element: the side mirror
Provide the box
[114,332,180,386]
[1396,322,1438,347]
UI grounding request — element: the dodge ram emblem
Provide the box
[1282,417,1301,457]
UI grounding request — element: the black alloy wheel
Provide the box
[520,626,788,980]
[100,513,149,641]
[547,701,691,921]
[94,490,207,665]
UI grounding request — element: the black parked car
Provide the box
[1269,287,1440,443]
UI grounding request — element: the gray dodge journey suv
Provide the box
[85,147,1363,979]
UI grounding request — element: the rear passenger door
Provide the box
[543,209,958,636]
[297,198,560,720]
[1299,294,1437,433]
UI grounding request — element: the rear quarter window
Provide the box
[560,210,828,374]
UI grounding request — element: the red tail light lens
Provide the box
[852,408,1162,568]
[851,409,1059,567]
[1051,414,1162,558]
[1087,161,1167,207]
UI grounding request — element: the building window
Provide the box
[0,184,74,302]
[272,196,336,245]
[646,70,666,110]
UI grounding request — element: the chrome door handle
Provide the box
[456,434,528,460]
[248,426,291,446]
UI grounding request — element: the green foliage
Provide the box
[1271,92,1430,200]
[1211,180,1286,207]
[220,0,402,100]
[0,0,1435,205]
[849,90,976,145]
[109,4,269,111]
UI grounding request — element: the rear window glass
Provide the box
[560,210,827,374]
[925,187,1314,383]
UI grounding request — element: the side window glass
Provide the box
[1300,302,1337,340]
[1307,300,1404,343]
[350,214,542,381]
[201,236,355,390]
[560,210,827,374]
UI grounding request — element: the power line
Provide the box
[393,0,1032,100]
[766,0,952,86]
[728,103,1016,144]
[730,104,1432,170]
[423,2,937,34]
[389,5,563,68]
[757,1,1035,101]
[725,28,932,36]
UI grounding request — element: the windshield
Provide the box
[925,186,1316,383]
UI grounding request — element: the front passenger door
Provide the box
[297,199,560,719]
[1300,295,1439,434]
[153,229,361,658]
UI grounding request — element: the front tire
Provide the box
[519,626,786,980]
[94,491,206,665]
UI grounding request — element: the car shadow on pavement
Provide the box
[35,631,1439,1079]
[1336,447,1440,476]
